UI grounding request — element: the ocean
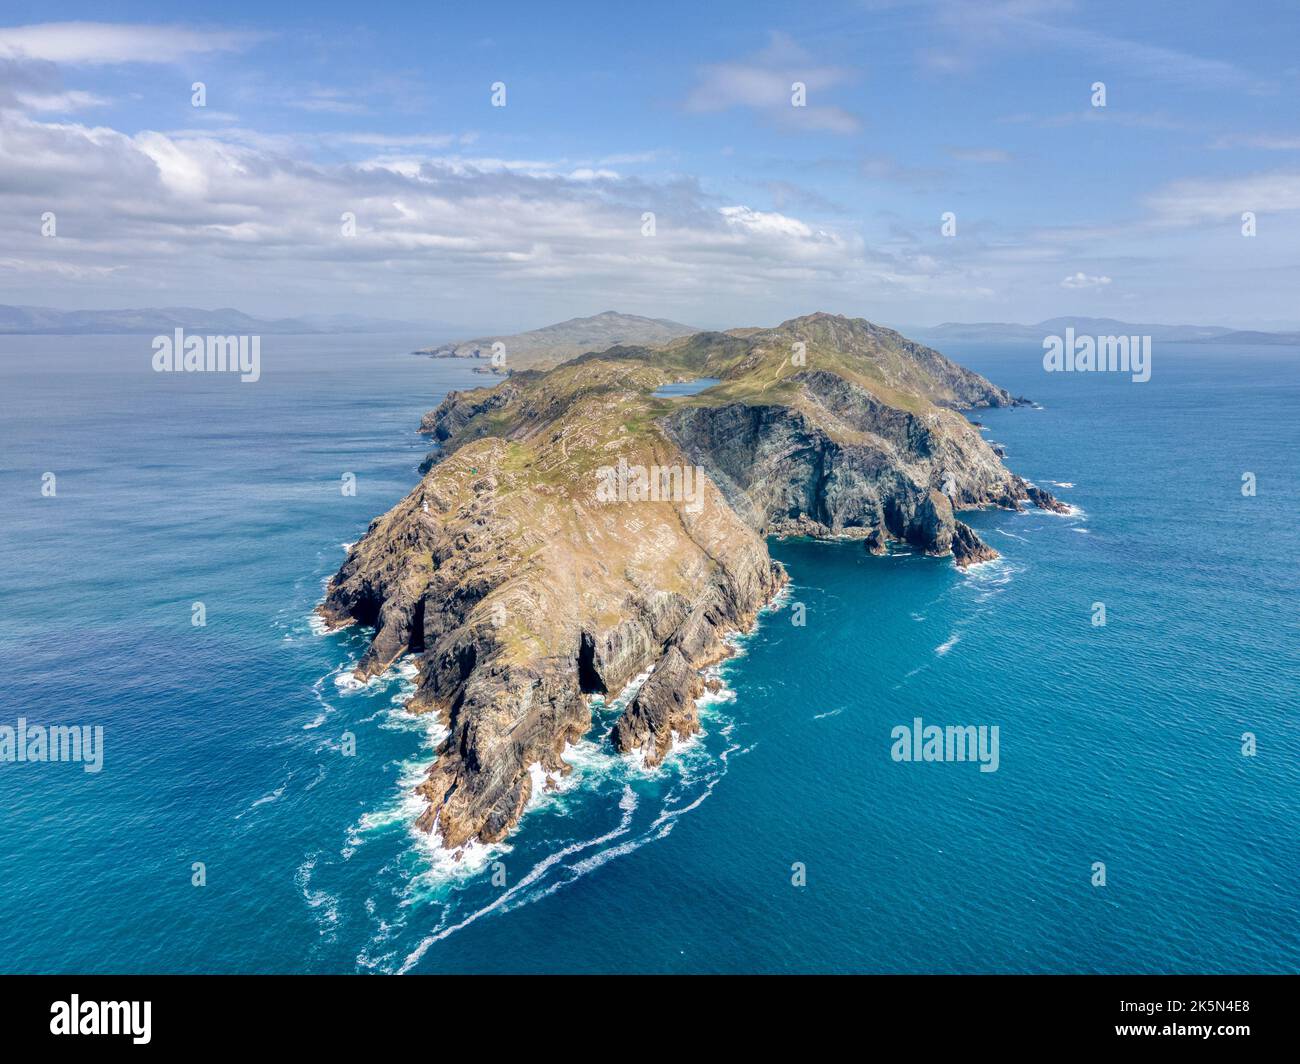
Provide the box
[1,332,1296,973]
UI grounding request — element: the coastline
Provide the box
[316,314,1069,855]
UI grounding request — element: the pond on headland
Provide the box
[652,377,721,397]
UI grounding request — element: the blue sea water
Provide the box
[1,333,1297,974]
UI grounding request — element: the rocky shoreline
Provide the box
[318,313,1066,852]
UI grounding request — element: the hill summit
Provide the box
[414,310,698,369]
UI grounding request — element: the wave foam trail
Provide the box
[387,701,739,973]
[397,785,641,972]
[296,852,342,942]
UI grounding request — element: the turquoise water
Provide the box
[1,335,1296,973]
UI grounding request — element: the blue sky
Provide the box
[2,1,1298,331]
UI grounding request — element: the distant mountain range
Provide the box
[907,318,1300,345]
[414,310,700,370]
[0,305,422,335]
[6,305,1295,349]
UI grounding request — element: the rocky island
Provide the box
[319,313,1067,852]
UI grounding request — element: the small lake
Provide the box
[652,377,721,397]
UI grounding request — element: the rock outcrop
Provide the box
[951,521,999,567]
[1025,483,1071,514]
[320,313,1065,851]
[609,647,705,767]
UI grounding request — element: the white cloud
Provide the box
[921,0,1256,90]
[12,89,109,112]
[0,22,261,65]
[685,32,861,135]
[1060,271,1112,289]
[720,206,815,239]
[4,72,1291,328]
[0,111,925,322]
[0,256,122,280]
[285,88,368,115]
[1146,172,1300,224]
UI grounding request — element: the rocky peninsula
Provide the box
[319,313,1066,852]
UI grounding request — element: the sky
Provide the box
[1,0,1298,333]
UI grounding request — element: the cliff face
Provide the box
[322,356,782,849]
[320,313,1062,851]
